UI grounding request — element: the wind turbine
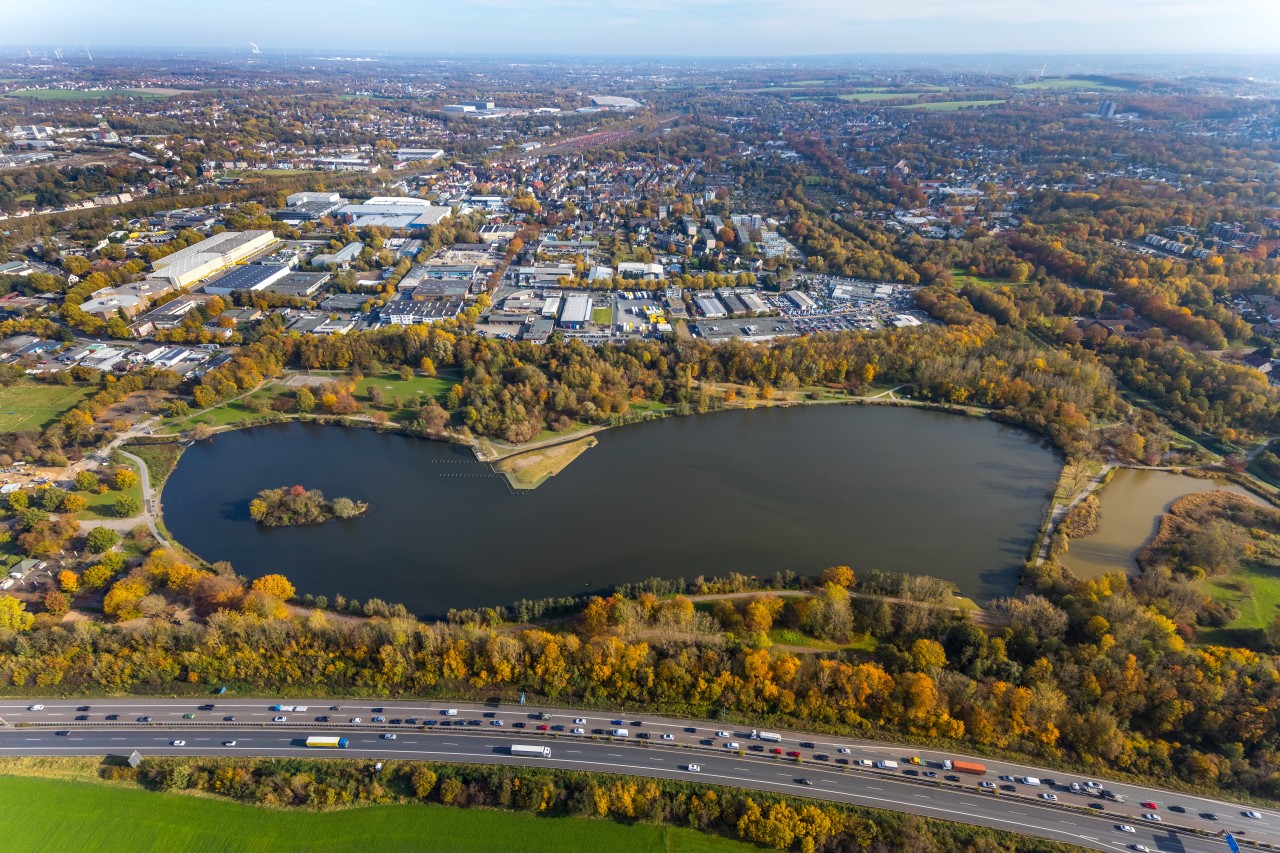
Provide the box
[54,48,63,60]
[84,44,93,61]
[250,42,260,55]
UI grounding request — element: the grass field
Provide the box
[1015,77,1129,92]
[123,442,185,490]
[5,88,186,100]
[592,306,614,326]
[950,269,1025,289]
[896,100,1006,111]
[75,458,144,522]
[838,92,927,102]
[494,435,597,490]
[0,384,93,432]
[353,371,457,410]
[0,774,752,853]
[1204,561,1280,631]
[159,385,284,434]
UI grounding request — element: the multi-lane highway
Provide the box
[2,698,1272,853]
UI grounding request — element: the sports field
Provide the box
[0,775,752,853]
[0,384,92,432]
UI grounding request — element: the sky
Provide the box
[8,0,1280,56]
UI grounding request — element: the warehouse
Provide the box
[201,264,290,296]
[559,294,593,329]
[337,197,452,230]
[263,272,330,298]
[380,300,464,325]
[695,296,728,319]
[146,230,278,291]
[786,290,817,312]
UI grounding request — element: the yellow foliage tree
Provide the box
[251,574,297,601]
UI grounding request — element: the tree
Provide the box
[39,487,67,512]
[113,494,142,518]
[251,574,296,601]
[58,570,79,593]
[0,595,34,631]
[331,497,360,519]
[6,490,28,511]
[820,566,855,589]
[42,590,69,617]
[85,526,120,553]
[73,471,98,492]
[113,467,139,491]
[61,493,89,513]
[296,387,316,413]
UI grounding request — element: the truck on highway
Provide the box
[752,730,782,743]
[272,704,309,712]
[305,736,349,749]
[510,744,551,758]
[875,760,899,770]
[611,728,629,737]
[950,760,987,776]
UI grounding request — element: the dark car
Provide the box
[684,727,697,734]
[1000,784,1016,791]
[74,715,89,721]
[786,750,801,757]
[611,720,624,725]
[404,718,417,725]
[945,774,961,782]
[371,708,384,713]
[904,770,919,777]
[137,716,152,722]
[835,758,848,765]
[316,716,331,723]
[799,741,816,749]
[389,719,402,725]
[1169,805,1186,813]
[637,732,650,739]
[513,722,526,729]
[551,725,565,731]
[223,715,235,722]
[199,704,215,711]
[466,719,480,726]
[814,754,829,761]
[1201,813,1218,821]
[105,714,118,721]
[484,712,496,718]
[424,720,437,726]
[750,745,765,752]
[1088,803,1104,810]
[76,705,91,712]
[796,778,813,786]
[631,721,643,726]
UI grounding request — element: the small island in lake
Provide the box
[249,485,368,527]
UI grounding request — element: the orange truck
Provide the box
[951,760,987,776]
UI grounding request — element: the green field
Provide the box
[592,306,614,326]
[1204,561,1280,631]
[0,384,93,432]
[1015,77,1129,92]
[352,371,457,408]
[5,88,185,100]
[896,100,1006,111]
[75,457,144,522]
[0,775,751,853]
[838,92,928,102]
[950,269,1025,289]
[159,385,285,434]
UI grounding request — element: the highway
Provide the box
[1,698,1272,853]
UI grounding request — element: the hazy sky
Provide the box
[9,0,1280,55]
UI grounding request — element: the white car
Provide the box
[272,716,286,722]
[687,764,701,773]
[27,705,43,711]
[979,781,996,789]
[1142,813,1160,822]
[725,742,740,749]
[382,733,397,740]
[1130,846,1151,852]
[1040,793,1058,801]
[1244,810,1262,820]
[571,727,585,734]
[1118,825,1135,834]
[573,718,586,725]
[171,739,186,746]
[856,759,872,767]
[1085,781,1102,790]
[716,731,731,738]
[661,733,674,741]
[490,719,504,726]
[349,717,362,724]
[222,740,237,747]
[837,747,851,754]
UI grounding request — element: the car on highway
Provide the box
[223,716,235,722]
[979,781,996,789]
[856,759,872,767]
[75,715,89,721]
[1244,810,1262,819]
[76,706,90,711]
[684,727,697,734]
[1040,793,1057,801]
[1069,782,1082,793]
[786,751,801,757]
[1142,813,1160,822]
[572,728,585,734]
[382,733,397,740]
[1117,825,1135,834]
[537,725,548,731]
[372,716,386,723]
[171,740,185,746]
[490,720,504,726]
[799,741,815,749]
[944,774,960,782]
[686,765,700,773]
[1200,813,1218,821]
[637,733,651,740]
[183,713,195,719]
[222,740,236,747]
[272,716,286,722]
[1140,801,1157,810]
[573,718,586,725]
[1084,781,1102,791]
[316,716,330,723]
[716,731,731,738]
[138,716,152,722]
[1129,845,1151,852]
[661,733,674,741]
[998,775,1014,782]
[814,754,829,761]
[725,742,740,749]
[27,704,43,711]
[105,714,118,721]
[512,723,525,729]
[770,748,783,755]
[922,771,937,778]
[349,717,362,724]
[372,708,384,713]
[796,779,813,786]
[483,712,496,718]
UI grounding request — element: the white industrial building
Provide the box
[146,230,278,290]
[337,197,452,229]
[559,294,593,329]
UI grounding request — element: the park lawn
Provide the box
[354,371,456,409]
[1203,560,1280,631]
[629,399,672,414]
[896,100,1006,111]
[950,269,1026,289]
[0,384,93,432]
[123,442,185,490]
[531,420,595,443]
[159,385,286,434]
[769,628,879,652]
[75,459,144,522]
[0,774,753,853]
[1014,77,1129,92]
[592,306,614,326]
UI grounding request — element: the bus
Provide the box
[305,736,349,749]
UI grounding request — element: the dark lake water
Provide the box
[162,406,1060,615]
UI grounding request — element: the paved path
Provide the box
[1033,463,1116,567]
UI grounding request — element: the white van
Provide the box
[612,728,629,737]
[1017,776,1042,786]
[443,709,459,716]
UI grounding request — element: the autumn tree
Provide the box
[251,574,297,601]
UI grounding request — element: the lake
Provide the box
[162,406,1061,615]
[1060,468,1261,580]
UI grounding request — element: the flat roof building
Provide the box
[559,294,593,329]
